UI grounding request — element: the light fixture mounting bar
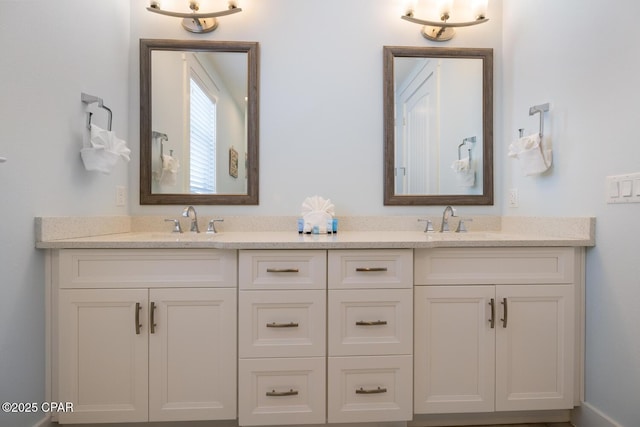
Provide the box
[146,4,242,33]
[146,5,242,19]
[401,15,488,28]
[401,14,488,41]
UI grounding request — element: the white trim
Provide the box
[572,402,623,427]
[32,414,52,427]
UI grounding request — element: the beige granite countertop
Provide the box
[34,216,595,250]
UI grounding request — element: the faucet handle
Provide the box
[164,219,183,233]
[207,219,224,234]
[418,218,434,232]
[455,218,473,233]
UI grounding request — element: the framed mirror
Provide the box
[140,39,259,205]
[383,46,493,205]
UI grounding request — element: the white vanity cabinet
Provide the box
[238,250,327,426]
[327,249,413,423]
[413,247,579,415]
[53,249,237,424]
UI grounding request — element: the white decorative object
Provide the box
[301,195,335,233]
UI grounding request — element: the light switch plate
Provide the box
[606,173,640,204]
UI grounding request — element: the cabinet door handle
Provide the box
[150,302,157,334]
[266,389,299,397]
[356,386,387,394]
[355,267,388,272]
[135,302,142,335]
[489,298,495,329]
[501,298,508,328]
[266,321,299,328]
[355,320,388,326]
[266,268,299,273]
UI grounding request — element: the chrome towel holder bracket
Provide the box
[529,103,550,138]
[81,92,113,131]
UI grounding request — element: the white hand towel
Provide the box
[81,124,131,174]
[508,133,552,176]
[451,157,475,187]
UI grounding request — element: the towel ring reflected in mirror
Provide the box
[383,46,494,205]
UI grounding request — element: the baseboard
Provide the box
[572,402,622,427]
[32,414,52,427]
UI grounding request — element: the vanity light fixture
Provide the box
[402,0,489,42]
[147,1,242,34]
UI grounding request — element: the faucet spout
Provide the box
[182,205,200,233]
[440,205,457,232]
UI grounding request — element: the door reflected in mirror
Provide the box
[384,47,493,205]
[140,39,259,205]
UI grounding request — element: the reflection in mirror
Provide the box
[384,46,493,205]
[140,39,259,205]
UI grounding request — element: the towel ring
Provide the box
[82,93,113,131]
[529,103,550,138]
[458,136,476,161]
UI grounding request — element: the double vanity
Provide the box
[36,215,594,426]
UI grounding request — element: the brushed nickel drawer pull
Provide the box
[135,302,142,335]
[489,298,495,329]
[150,302,157,334]
[501,298,508,328]
[356,320,388,326]
[266,268,300,273]
[356,386,387,394]
[266,389,299,397]
[355,267,388,272]
[266,321,299,328]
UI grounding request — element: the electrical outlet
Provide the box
[116,186,126,207]
[508,188,519,208]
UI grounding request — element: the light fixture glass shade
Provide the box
[471,0,488,18]
[438,0,454,17]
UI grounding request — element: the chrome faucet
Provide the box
[440,206,457,232]
[182,206,200,233]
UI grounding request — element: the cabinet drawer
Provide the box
[415,247,576,285]
[239,250,326,290]
[238,357,326,426]
[239,290,326,358]
[58,249,237,289]
[328,289,412,356]
[327,355,412,423]
[328,249,413,289]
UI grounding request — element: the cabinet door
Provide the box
[495,284,574,411]
[58,289,149,424]
[414,286,495,414]
[149,288,237,422]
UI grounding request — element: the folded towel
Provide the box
[81,124,131,174]
[508,133,552,176]
[451,157,475,187]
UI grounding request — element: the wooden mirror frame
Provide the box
[140,39,259,205]
[383,46,493,206]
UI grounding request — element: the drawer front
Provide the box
[238,357,326,426]
[415,247,576,285]
[328,289,412,356]
[239,290,326,358]
[328,249,413,289]
[327,355,412,423]
[58,249,237,289]
[239,250,326,290]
